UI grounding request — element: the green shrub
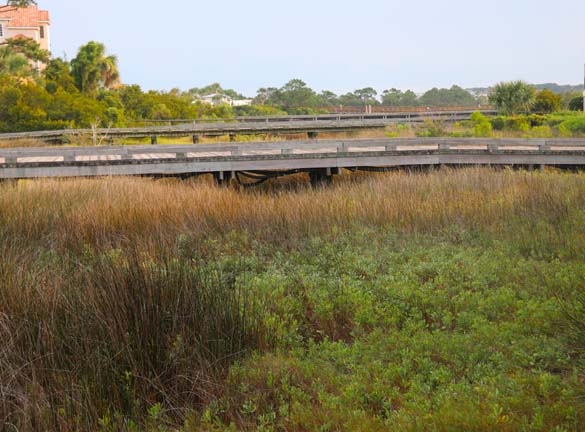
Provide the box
[505,116,531,132]
[490,116,506,130]
[470,111,493,137]
[558,116,585,136]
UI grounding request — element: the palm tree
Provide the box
[70,41,120,94]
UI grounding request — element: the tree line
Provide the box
[0,31,583,132]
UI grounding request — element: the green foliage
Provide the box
[568,95,584,111]
[70,41,120,94]
[44,58,77,93]
[532,89,562,113]
[419,85,478,107]
[470,111,493,137]
[381,88,419,106]
[415,119,447,137]
[558,116,585,136]
[489,81,536,115]
[233,104,287,117]
[2,171,585,429]
[5,0,37,6]
[4,36,49,64]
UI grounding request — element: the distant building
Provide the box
[0,4,50,69]
[197,93,252,107]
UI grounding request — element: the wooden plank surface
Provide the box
[1,138,584,180]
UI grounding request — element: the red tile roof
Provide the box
[0,5,50,27]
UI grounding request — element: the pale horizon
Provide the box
[47,0,585,97]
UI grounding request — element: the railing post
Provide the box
[487,143,498,153]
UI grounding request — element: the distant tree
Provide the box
[381,88,419,106]
[354,87,379,105]
[70,41,120,94]
[531,89,562,113]
[278,79,318,109]
[568,95,584,111]
[338,92,362,106]
[317,90,339,106]
[262,79,319,111]
[419,85,477,107]
[338,88,379,106]
[188,83,245,100]
[44,58,77,93]
[488,81,535,115]
[254,87,279,105]
[5,0,37,7]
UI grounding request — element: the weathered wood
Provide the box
[1,138,584,180]
[0,110,496,143]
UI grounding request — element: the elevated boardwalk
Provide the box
[0,110,495,143]
[1,138,584,184]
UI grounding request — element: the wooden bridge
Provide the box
[1,138,584,185]
[0,109,496,144]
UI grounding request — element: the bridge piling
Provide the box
[309,168,334,188]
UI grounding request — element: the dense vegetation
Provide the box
[1,169,585,430]
[1,33,583,132]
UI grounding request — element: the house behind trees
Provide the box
[0,4,50,68]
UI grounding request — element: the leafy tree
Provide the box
[4,37,49,64]
[531,89,562,113]
[277,79,319,109]
[381,88,419,106]
[70,41,120,94]
[419,85,477,107]
[253,87,279,105]
[44,58,77,93]
[488,81,535,115]
[353,87,379,105]
[187,83,245,100]
[317,90,339,106]
[5,0,37,7]
[568,95,584,111]
[260,79,320,112]
[0,45,32,77]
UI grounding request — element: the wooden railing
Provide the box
[0,109,497,143]
[1,138,584,180]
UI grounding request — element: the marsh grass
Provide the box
[1,168,585,429]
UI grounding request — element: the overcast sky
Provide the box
[46,0,585,97]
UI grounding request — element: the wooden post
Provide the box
[309,169,333,187]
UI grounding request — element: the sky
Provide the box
[46,0,585,97]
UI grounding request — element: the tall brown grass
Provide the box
[1,168,585,429]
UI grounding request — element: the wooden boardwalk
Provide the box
[1,138,584,183]
[0,110,495,143]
